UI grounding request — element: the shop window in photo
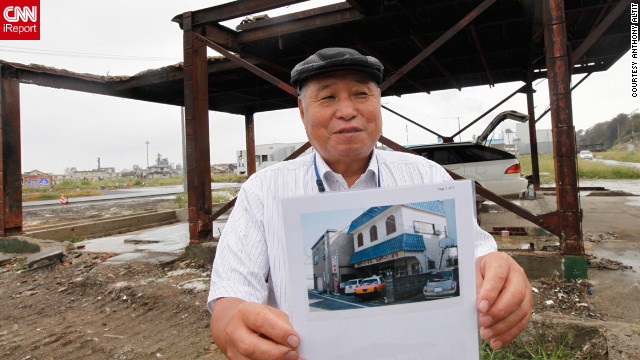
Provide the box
[370,225,378,242]
[385,215,396,235]
[414,220,436,235]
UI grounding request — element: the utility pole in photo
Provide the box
[145,140,150,169]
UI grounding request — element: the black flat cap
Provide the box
[290,47,384,89]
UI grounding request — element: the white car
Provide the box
[579,150,594,160]
[409,111,529,197]
[344,278,362,295]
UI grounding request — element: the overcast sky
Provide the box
[1,1,636,174]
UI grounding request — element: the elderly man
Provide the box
[208,48,532,359]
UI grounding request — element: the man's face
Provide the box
[298,71,382,165]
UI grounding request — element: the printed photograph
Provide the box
[300,199,460,312]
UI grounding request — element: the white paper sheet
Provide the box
[282,180,480,360]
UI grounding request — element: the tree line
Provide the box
[576,112,640,149]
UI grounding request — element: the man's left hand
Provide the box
[476,251,532,350]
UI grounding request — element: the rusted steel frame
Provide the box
[245,112,257,177]
[236,3,354,31]
[284,142,312,160]
[468,23,495,87]
[355,40,430,94]
[535,72,592,124]
[525,80,541,190]
[451,84,525,140]
[0,68,23,236]
[571,0,628,66]
[345,0,365,14]
[408,30,459,91]
[381,105,447,139]
[236,8,363,43]
[173,0,307,27]
[195,33,297,97]
[184,18,213,243]
[208,142,312,223]
[379,135,562,236]
[544,0,583,255]
[379,0,496,91]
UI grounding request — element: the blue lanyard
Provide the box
[313,153,380,193]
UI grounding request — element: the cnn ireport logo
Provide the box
[1,0,40,40]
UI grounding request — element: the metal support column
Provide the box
[0,70,23,236]
[543,0,583,256]
[183,13,213,243]
[525,80,541,190]
[245,112,256,177]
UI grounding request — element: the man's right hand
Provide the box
[210,297,303,360]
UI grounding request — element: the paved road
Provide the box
[24,183,241,208]
[308,291,374,311]
[593,158,640,169]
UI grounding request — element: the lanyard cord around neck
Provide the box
[313,153,380,193]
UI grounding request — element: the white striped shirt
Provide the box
[207,149,497,313]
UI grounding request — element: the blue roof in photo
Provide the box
[349,233,426,265]
[347,201,444,233]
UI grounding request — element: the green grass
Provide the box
[518,153,640,183]
[481,324,591,360]
[596,149,640,163]
[211,173,247,183]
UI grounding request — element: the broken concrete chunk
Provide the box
[27,246,64,268]
[0,253,12,266]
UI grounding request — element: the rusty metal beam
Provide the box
[408,30,459,91]
[236,3,354,31]
[570,0,628,66]
[355,40,430,94]
[535,72,592,124]
[284,142,312,160]
[236,7,363,43]
[543,0,583,255]
[173,0,307,27]
[245,112,257,177]
[0,69,23,236]
[345,0,365,14]
[195,33,297,97]
[380,0,496,91]
[525,80,541,190]
[381,105,447,140]
[379,135,562,236]
[451,84,526,140]
[468,23,495,87]
[183,18,213,244]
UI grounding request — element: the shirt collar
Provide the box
[314,149,379,186]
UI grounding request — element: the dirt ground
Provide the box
[1,195,639,359]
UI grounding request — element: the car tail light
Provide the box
[505,163,521,174]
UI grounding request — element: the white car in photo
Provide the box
[344,278,362,295]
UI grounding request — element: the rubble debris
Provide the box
[584,231,619,242]
[531,278,604,320]
[586,190,639,197]
[587,256,633,270]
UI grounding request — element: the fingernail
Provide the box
[480,328,493,340]
[478,315,492,327]
[286,350,298,360]
[491,340,503,350]
[478,300,490,313]
[287,335,300,348]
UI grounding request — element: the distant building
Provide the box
[310,230,357,293]
[145,154,180,179]
[53,168,118,182]
[211,163,236,174]
[236,142,314,175]
[516,123,554,155]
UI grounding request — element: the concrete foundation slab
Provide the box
[27,246,64,268]
[185,242,218,265]
[0,253,11,266]
[102,252,180,265]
